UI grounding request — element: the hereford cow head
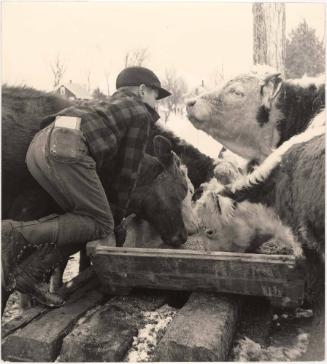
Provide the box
[186,67,284,162]
[129,135,196,247]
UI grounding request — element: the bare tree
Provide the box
[104,71,111,96]
[50,54,67,89]
[124,48,149,67]
[86,70,92,93]
[92,87,107,101]
[161,68,188,122]
[210,64,225,88]
[253,3,286,76]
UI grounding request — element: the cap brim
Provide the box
[156,87,172,100]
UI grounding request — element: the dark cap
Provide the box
[116,66,171,100]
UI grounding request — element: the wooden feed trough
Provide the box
[87,241,306,308]
[2,241,308,362]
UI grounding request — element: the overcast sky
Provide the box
[2,2,325,94]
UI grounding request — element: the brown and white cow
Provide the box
[186,68,325,306]
[186,66,324,164]
[186,67,325,255]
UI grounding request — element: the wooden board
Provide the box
[1,267,96,340]
[155,292,241,361]
[2,281,104,362]
[88,244,305,308]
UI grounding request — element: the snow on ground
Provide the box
[159,112,223,159]
[158,111,247,168]
[2,292,23,324]
[232,332,310,361]
[294,308,314,318]
[125,304,177,362]
[62,252,80,283]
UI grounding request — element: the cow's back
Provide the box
[2,86,72,217]
[274,134,325,255]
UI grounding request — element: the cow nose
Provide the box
[186,99,196,108]
[170,230,187,246]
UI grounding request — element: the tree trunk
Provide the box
[253,3,286,77]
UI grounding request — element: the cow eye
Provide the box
[230,89,244,96]
[206,229,214,236]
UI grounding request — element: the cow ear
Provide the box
[261,73,283,109]
[153,135,173,165]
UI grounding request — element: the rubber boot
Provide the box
[2,213,101,309]
[15,275,64,308]
[13,245,70,307]
[2,216,59,292]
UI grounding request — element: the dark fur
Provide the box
[225,135,324,255]
[224,135,325,249]
[224,134,325,305]
[274,135,325,255]
[2,86,73,217]
[276,82,325,146]
[148,124,215,189]
[256,105,270,126]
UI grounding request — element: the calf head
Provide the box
[193,178,238,250]
[129,135,194,247]
[186,67,283,162]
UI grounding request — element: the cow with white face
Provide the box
[186,66,325,164]
[186,67,325,281]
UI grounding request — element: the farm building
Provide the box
[55,80,92,100]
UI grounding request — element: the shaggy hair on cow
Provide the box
[222,118,325,204]
[275,81,325,146]
[2,85,73,217]
[2,85,72,128]
[256,105,270,126]
[194,178,303,257]
[148,124,216,188]
[220,116,325,267]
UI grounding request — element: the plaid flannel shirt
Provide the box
[45,89,160,219]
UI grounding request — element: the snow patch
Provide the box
[295,308,314,319]
[62,252,80,283]
[232,332,310,361]
[125,304,177,362]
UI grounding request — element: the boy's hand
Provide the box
[114,221,127,247]
[113,214,136,247]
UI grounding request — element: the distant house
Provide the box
[55,80,92,100]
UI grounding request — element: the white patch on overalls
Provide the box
[55,116,81,130]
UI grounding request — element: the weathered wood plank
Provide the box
[59,291,167,362]
[2,277,104,361]
[155,292,241,361]
[1,267,96,340]
[89,245,305,307]
[1,306,47,341]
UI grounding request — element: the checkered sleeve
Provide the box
[81,110,121,170]
[111,114,150,217]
